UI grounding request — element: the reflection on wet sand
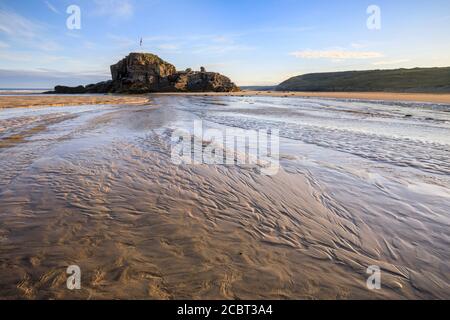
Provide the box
[0,96,449,299]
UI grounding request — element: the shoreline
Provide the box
[153,90,450,104]
[1,91,450,109]
[1,95,448,299]
[0,95,151,109]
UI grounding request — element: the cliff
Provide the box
[276,67,450,93]
[50,53,239,94]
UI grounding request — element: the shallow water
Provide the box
[0,95,449,299]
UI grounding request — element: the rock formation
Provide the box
[50,53,239,94]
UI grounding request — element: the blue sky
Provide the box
[0,0,449,87]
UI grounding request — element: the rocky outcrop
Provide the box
[52,81,114,94]
[53,85,87,94]
[50,53,239,94]
[161,70,239,93]
[109,53,177,93]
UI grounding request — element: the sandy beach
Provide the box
[1,91,450,110]
[0,93,449,299]
[2,0,449,305]
[155,90,450,105]
[0,94,150,109]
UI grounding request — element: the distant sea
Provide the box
[0,88,50,95]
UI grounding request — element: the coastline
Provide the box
[1,95,448,299]
[153,90,450,104]
[0,94,151,109]
[1,91,450,110]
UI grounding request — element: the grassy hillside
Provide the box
[276,67,450,93]
[240,86,277,91]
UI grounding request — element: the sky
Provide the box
[0,0,449,88]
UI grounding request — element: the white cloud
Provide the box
[0,40,10,48]
[372,59,410,66]
[83,41,98,50]
[0,51,34,62]
[107,34,136,47]
[211,36,234,44]
[251,26,314,34]
[143,35,177,42]
[44,1,60,14]
[94,0,134,19]
[351,41,371,49]
[0,49,114,76]
[157,43,180,50]
[188,35,253,55]
[203,62,229,69]
[192,44,253,55]
[65,32,82,39]
[0,9,62,51]
[105,34,186,53]
[139,33,253,55]
[0,68,110,88]
[35,40,62,51]
[290,49,384,60]
[0,9,42,38]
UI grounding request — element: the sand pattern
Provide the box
[0,95,449,299]
[0,95,150,109]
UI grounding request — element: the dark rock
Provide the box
[85,81,114,93]
[158,71,239,92]
[109,53,177,93]
[53,85,87,94]
[183,71,237,92]
[49,52,239,94]
[50,81,114,94]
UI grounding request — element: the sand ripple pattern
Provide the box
[0,96,449,299]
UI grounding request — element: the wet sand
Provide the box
[0,94,449,299]
[1,91,450,110]
[0,95,150,109]
[155,90,450,105]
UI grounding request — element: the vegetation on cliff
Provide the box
[276,67,450,93]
